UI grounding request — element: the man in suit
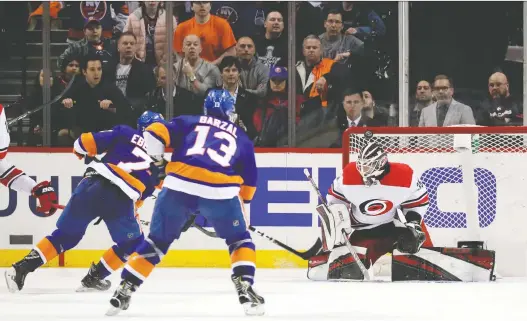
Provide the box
[419,75,475,127]
[336,88,380,132]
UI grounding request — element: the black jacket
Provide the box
[105,58,156,118]
[63,78,134,134]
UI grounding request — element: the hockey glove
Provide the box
[150,159,167,183]
[396,222,426,254]
[31,181,58,216]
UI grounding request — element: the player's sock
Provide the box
[121,236,167,286]
[97,246,127,279]
[95,235,145,279]
[228,232,256,285]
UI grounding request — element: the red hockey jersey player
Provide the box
[0,104,58,215]
[308,141,433,281]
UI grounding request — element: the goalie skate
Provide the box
[231,275,265,316]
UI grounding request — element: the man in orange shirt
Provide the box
[174,1,236,66]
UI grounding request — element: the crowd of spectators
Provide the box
[2,1,524,148]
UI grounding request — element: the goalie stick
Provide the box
[303,168,371,281]
[7,75,77,126]
[139,214,323,260]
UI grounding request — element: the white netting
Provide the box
[346,129,527,229]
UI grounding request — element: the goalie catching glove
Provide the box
[396,221,426,254]
[31,181,58,216]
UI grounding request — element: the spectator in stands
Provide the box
[410,80,434,127]
[419,75,475,127]
[296,2,328,55]
[27,69,63,146]
[362,91,388,126]
[173,34,221,115]
[335,2,386,40]
[60,1,128,42]
[253,66,302,147]
[60,55,133,135]
[174,1,237,65]
[236,37,269,98]
[105,32,156,116]
[59,56,81,85]
[124,1,177,68]
[254,11,288,68]
[144,65,174,116]
[332,88,378,147]
[27,1,64,31]
[213,56,257,139]
[296,35,341,117]
[476,72,522,126]
[212,2,266,38]
[319,9,364,63]
[58,19,116,71]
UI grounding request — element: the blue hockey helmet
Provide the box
[137,111,166,131]
[203,89,235,120]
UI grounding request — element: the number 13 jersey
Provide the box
[145,115,257,203]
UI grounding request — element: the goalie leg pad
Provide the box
[315,203,351,252]
[308,245,368,281]
[392,247,496,282]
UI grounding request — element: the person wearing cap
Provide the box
[253,66,303,147]
[58,18,117,73]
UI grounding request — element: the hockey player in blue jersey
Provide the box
[4,111,166,293]
[106,89,264,317]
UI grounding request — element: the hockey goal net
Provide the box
[342,126,527,276]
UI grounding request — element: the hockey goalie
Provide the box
[307,141,496,282]
[0,104,58,215]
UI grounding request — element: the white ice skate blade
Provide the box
[4,267,19,293]
[243,302,265,316]
[105,306,122,317]
[76,285,106,293]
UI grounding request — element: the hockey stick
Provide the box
[248,225,322,260]
[303,168,370,280]
[8,75,77,126]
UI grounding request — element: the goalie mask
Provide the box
[356,141,388,183]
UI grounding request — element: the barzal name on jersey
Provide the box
[73,125,157,204]
[327,162,430,230]
[145,115,257,203]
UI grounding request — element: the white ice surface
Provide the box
[0,268,525,321]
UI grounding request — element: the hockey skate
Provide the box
[77,262,111,292]
[106,280,137,316]
[4,249,43,293]
[231,275,265,316]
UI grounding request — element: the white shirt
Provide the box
[347,115,361,127]
[116,64,132,96]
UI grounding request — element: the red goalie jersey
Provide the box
[327,161,430,234]
[0,104,58,215]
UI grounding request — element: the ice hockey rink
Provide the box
[0,267,525,321]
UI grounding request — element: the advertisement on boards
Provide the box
[0,151,524,275]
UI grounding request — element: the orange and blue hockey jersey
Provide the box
[73,125,158,202]
[144,115,257,203]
